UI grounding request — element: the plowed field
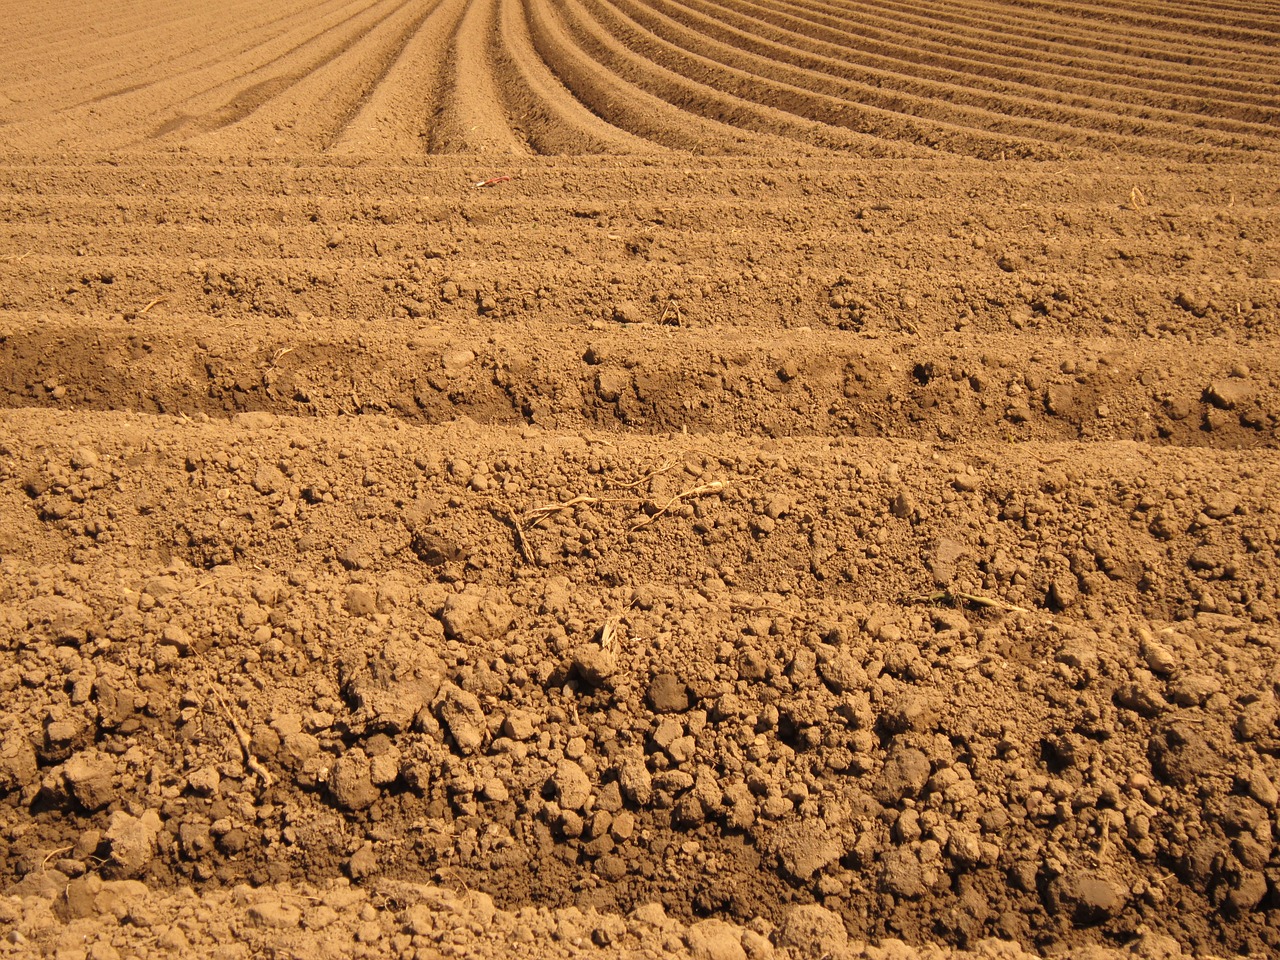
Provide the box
[2,1,1280,958]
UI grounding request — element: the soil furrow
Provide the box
[595,0,1277,159]
[685,0,1280,130]
[521,0,827,153]
[4,2,1280,958]
[329,0,470,156]
[489,0,663,154]
[428,0,534,154]
[789,0,1280,92]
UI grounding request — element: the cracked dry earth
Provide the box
[2,1,1280,960]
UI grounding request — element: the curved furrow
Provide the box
[993,0,1280,43]
[0,0,392,152]
[0,0,335,128]
[0,1,184,75]
[523,0,891,154]
[889,0,1280,58]
[554,0,1006,156]
[429,0,533,154]
[614,0,1280,156]
[329,0,468,155]
[755,0,1280,110]
[579,0,1148,158]
[798,0,1280,98]
[841,0,1280,73]
[158,0,418,148]
[489,0,664,154]
[521,0,776,153]
[188,0,447,152]
[597,0,1081,153]
[46,1,352,119]
[696,0,1280,130]
[799,0,1280,89]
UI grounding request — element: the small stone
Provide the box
[347,843,377,879]
[248,900,303,928]
[104,810,157,878]
[611,300,643,323]
[436,683,486,755]
[595,369,631,403]
[686,918,747,960]
[441,348,475,371]
[328,749,379,811]
[326,230,345,248]
[573,643,617,687]
[776,904,848,955]
[1140,636,1177,676]
[1247,769,1279,808]
[1205,380,1252,410]
[344,585,377,617]
[1060,872,1127,924]
[62,751,117,811]
[440,588,514,641]
[553,760,592,811]
[647,673,690,713]
[502,710,536,741]
[185,765,221,798]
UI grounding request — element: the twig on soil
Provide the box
[1,249,32,263]
[523,494,613,528]
[135,296,167,317]
[474,175,511,188]
[488,500,535,564]
[659,299,683,326]
[42,845,73,869]
[267,347,294,369]
[611,459,676,490]
[910,589,1033,615]
[1128,186,1148,210]
[211,689,275,789]
[630,481,725,531]
[598,614,622,651]
[522,476,728,543]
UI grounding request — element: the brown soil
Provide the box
[2,2,1280,959]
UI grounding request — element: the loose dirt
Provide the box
[2,1,1279,959]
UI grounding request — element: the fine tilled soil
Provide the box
[2,1,1279,958]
